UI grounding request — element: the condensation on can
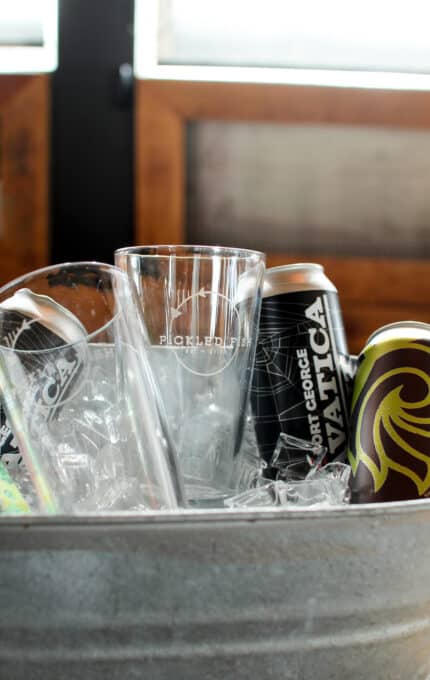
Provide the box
[251,263,352,467]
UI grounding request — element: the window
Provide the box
[135,0,430,90]
[0,0,58,74]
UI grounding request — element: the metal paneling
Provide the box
[1,503,430,679]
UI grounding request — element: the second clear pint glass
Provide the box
[0,262,185,513]
[116,245,265,504]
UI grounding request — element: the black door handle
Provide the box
[113,62,133,108]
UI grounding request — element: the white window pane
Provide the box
[135,0,430,88]
[156,0,430,71]
[0,0,58,73]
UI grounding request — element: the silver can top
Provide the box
[263,263,337,298]
[366,320,430,347]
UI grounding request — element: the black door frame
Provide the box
[51,0,134,264]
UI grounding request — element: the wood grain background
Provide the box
[0,75,50,285]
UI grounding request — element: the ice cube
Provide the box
[233,414,267,491]
[310,462,351,505]
[224,483,276,508]
[275,479,330,507]
[276,462,351,508]
[271,433,327,479]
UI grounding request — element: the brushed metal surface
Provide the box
[1,502,430,679]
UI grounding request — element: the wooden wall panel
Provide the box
[135,83,184,245]
[0,75,49,285]
[137,80,430,128]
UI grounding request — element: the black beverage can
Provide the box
[251,263,352,465]
[0,289,86,467]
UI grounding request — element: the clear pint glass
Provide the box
[0,262,185,513]
[116,245,265,504]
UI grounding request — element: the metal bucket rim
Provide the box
[1,496,430,528]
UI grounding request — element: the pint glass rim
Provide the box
[0,261,126,356]
[115,244,266,263]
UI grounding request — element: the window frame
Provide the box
[135,78,430,352]
[135,78,430,246]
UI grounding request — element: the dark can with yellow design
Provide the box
[349,321,430,503]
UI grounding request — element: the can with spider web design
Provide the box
[349,321,430,503]
[250,263,353,467]
[0,289,86,469]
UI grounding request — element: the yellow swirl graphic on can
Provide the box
[348,339,430,497]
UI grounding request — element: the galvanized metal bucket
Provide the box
[1,502,430,680]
